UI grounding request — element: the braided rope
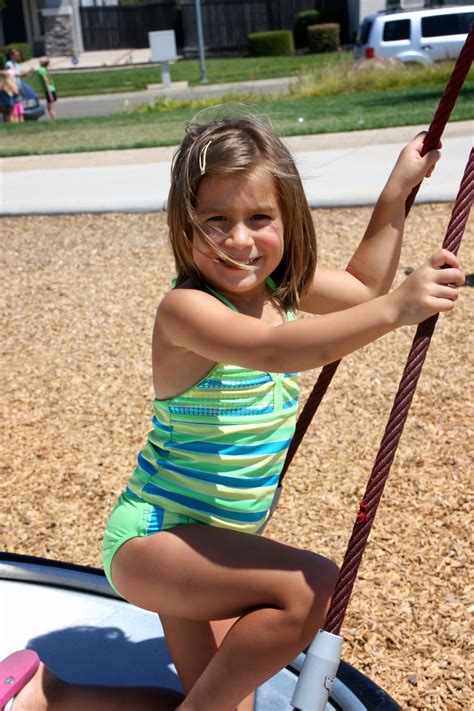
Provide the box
[325,148,474,635]
[279,24,474,485]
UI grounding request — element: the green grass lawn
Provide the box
[2,83,472,158]
[3,55,471,157]
[26,53,352,98]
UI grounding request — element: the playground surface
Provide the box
[1,202,472,710]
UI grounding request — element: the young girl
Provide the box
[37,57,57,121]
[1,115,464,711]
[0,69,20,123]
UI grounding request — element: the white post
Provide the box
[291,630,343,711]
[160,61,171,88]
[148,31,178,89]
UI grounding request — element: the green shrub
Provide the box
[293,10,320,49]
[308,24,340,54]
[1,42,33,68]
[248,31,294,57]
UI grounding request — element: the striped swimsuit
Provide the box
[102,284,299,590]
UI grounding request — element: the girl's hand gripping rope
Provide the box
[391,248,465,326]
[385,132,442,199]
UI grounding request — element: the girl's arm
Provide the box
[158,249,464,374]
[299,133,441,315]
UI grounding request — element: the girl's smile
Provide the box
[193,170,284,299]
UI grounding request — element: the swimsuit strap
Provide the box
[171,276,293,318]
[205,277,279,312]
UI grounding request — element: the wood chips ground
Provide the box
[1,205,472,709]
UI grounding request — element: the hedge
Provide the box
[248,30,294,57]
[293,10,320,49]
[308,24,340,54]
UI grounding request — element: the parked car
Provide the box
[354,5,474,64]
[21,80,46,121]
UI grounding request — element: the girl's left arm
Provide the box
[299,133,441,315]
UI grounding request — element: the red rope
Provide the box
[325,148,473,635]
[280,24,474,485]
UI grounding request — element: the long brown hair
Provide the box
[167,114,317,309]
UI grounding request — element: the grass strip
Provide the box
[26,53,351,98]
[1,83,472,157]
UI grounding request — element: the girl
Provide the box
[1,115,464,711]
[37,57,57,121]
[0,69,20,123]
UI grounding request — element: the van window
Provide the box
[383,19,411,42]
[356,18,373,46]
[422,12,474,38]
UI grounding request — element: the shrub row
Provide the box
[248,30,294,57]
[308,24,340,54]
[248,23,339,57]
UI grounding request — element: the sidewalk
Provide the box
[1,122,472,215]
[21,48,158,72]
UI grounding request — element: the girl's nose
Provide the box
[226,222,254,248]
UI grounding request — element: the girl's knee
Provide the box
[287,554,339,632]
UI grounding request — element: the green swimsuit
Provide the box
[102,283,299,591]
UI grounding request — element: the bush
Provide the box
[1,42,33,68]
[293,10,320,49]
[308,24,340,54]
[248,30,294,57]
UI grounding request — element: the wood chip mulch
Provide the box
[1,205,472,709]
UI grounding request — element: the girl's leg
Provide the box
[112,525,338,711]
[12,660,184,711]
[161,615,255,710]
[47,102,57,120]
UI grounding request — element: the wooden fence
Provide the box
[180,0,315,55]
[80,1,180,52]
[79,0,349,55]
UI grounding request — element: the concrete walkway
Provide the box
[21,48,159,72]
[1,121,472,215]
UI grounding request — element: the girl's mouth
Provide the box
[218,256,260,268]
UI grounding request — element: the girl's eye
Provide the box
[208,216,226,223]
[252,214,271,222]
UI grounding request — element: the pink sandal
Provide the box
[0,651,40,710]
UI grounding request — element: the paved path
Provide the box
[1,122,472,215]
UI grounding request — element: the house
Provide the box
[0,1,85,57]
[1,1,472,58]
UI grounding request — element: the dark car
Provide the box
[21,79,45,120]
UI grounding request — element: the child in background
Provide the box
[37,56,57,120]
[0,114,464,711]
[0,69,20,123]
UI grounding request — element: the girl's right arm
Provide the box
[158,249,464,374]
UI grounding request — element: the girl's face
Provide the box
[192,169,284,299]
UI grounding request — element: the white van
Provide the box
[354,5,474,64]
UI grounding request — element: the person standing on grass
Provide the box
[0,114,465,711]
[4,48,31,92]
[37,57,57,120]
[4,48,31,122]
[0,69,20,123]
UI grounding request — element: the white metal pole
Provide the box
[291,629,343,711]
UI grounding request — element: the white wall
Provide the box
[347,0,386,40]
